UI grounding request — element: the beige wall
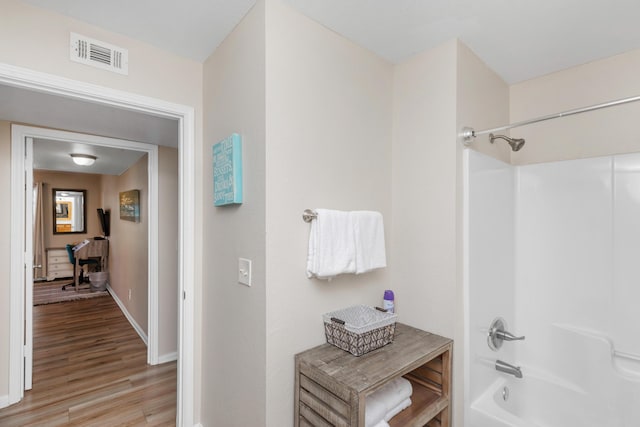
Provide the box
[157,146,179,357]
[511,48,640,164]
[264,1,393,425]
[455,42,510,425]
[201,1,267,425]
[0,121,11,399]
[392,40,457,339]
[456,43,511,164]
[102,155,149,334]
[0,0,202,415]
[0,0,202,108]
[392,38,459,422]
[33,170,103,251]
[390,40,510,427]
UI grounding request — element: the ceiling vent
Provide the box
[70,32,128,75]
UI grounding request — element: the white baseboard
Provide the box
[107,285,148,346]
[158,351,177,364]
[0,395,9,409]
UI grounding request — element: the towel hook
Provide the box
[302,209,317,223]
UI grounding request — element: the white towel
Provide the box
[377,376,413,407]
[384,397,412,421]
[351,211,387,274]
[306,209,356,279]
[365,393,387,427]
[365,377,413,427]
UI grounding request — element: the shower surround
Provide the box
[464,149,640,427]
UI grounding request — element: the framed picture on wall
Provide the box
[119,189,140,222]
[55,201,71,219]
[213,133,243,206]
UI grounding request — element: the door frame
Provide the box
[4,63,196,427]
[13,125,160,389]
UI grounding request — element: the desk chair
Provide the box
[62,244,99,290]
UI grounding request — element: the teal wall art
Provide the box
[213,133,243,206]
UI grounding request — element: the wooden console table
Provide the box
[294,323,452,427]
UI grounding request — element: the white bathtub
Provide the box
[465,151,640,427]
[468,366,640,427]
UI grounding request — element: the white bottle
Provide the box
[383,290,394,313]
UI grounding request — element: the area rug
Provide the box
[33,280,109,306]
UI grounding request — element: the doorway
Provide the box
[22,127,161,383]
[4,63,196,426]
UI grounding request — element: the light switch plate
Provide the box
[238,258,252,286]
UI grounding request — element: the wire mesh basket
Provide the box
[323,305,397,356]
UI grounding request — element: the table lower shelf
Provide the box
[387,376,449,427]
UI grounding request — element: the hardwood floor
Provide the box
[0,295,176,426]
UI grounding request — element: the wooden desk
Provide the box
[294,323,452,427]
[73,239,109,291]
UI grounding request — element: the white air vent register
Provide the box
[70,32,128,75]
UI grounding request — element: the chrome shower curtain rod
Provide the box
[460,94,640,143]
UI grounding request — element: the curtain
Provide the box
[33,182,46,280]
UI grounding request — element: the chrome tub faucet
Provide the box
[495,359,523,378]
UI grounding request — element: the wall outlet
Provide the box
[128,289,132,300]
[238,258,252,286]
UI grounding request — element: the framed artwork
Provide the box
[213,133,243,206]
[119,189,140,222]
[55,201,71,220]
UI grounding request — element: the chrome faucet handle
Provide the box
[488,317,525,351]
[495,330,525,341]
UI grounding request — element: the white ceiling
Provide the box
[11,0,640,174]
[0,85,179,147]
[285,0,640,83]
[20,0,640,83]
[33,138,146,176]
[2,83,177,176]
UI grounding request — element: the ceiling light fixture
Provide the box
[70,153,97,166]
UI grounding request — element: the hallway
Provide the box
[0,295,176,426]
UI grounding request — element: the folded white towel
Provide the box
[384,397,412,421]
[365,377,413,427]
[351,211,387,274]
[306,209,356,279]
[364,392,387,427]
[377,376,413,405]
